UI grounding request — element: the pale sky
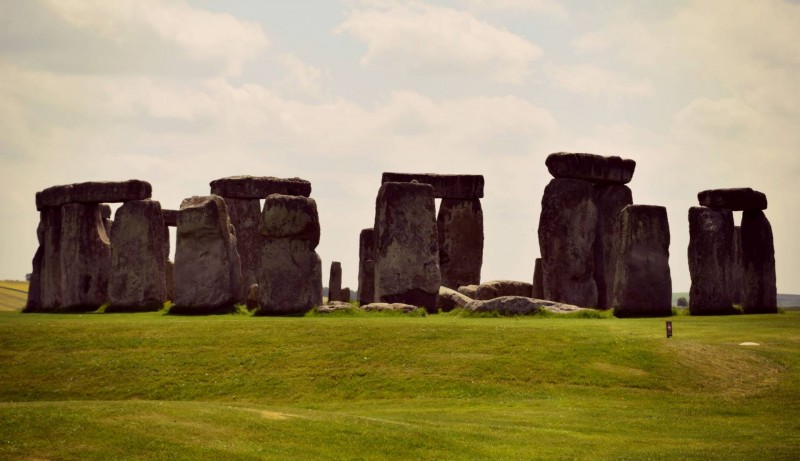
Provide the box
[1,0,799,294]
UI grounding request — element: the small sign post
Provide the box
[666,321,673,338]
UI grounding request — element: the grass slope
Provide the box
[0,311,798,460]
[0,281,28,312]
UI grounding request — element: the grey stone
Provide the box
[172,196,242,314]
[688,207,737,315]
[38,208,63,310]
[381,173,484,199]
[732,226,744,305]
[437,286,473,312]
[532,258,544,299]
[545,152,636,185]
[108,200,167,312]
[36,180,152,210]
[362,302,421,313]
[474,280,533,300]
[611,205,672,317]
[256,239,322,315]
[223,197,263,299]
[538,178,598,307]
[741,210,777,313]
[457,285,479,298]
[260,194,320,249]
[466,296,584,316]
[374,181,441,313]
[341,287,351,302]
[24,220,44,312]
[210,176,311,199]
[697,188,767,211]
[162,209,179,227]
[593,184,633,309]
[357,228,375,306]
[328,261,343,302]
[316,301,354,313]
[59,203,111,311]
[165,260,174,301]
[438,198,483,289]
[99,204,112,219]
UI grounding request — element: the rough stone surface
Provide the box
[59,203,111,311]
[39,207,63,310]
[103,218,113,240]
[466,296,584,316]
[538,178,598,307]
[357,228,375,306]
[732,226,744,305]
[24,220,44,312]
[315,301,354,313]
[437,286,474,312]
[381,173,484,199]
[362,303,420,313]
[328,261,343,302]
[474,280,533,300]
[611,205,672,318]
[260,195,320,249]
[545,152,636,185]
[373,181,441,313]
[223,197,263,298]
[165,260,174,301]
[99,204,112,219]
[438,198,483,289]
[593,184,633,309]
[688,207,737,315]
[162,209,179,227]
[740,210,777,313]
[341,287,351,302]
[532,258,544,299]
[36,180,152,210]
[172,196,242,313]
[246,284,259,310]
[108,200,167,312]
[256,239,323,315]
[697,188,767,211]
[458,285,479,298]
[210,176,311,199]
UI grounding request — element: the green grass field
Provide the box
[0,302,798,460]
[0,281,28,312]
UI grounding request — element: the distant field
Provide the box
[0,310,797,459]
[0,281,28,312]
[672,292,800,308]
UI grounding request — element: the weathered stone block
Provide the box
[532,258,544,300]
[357,228,375,306]
[611,205,672,317]
[39,207,63,310]
[162,209,179,227]
[260,195,320,249]
[255,239,321,315]
[593,184,633,309]
[210,176,311,199]
[381,173,484,199]
[545,152,636,185]
[59,203,111,311]
[438,198,483,289]
[688,207,737,315]
[474,280,533,300]
[223,197,263,298]
[328,261,343,302]
[740,210,777,313]
[697,188,767,211]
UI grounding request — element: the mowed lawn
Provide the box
[0,305,798,459]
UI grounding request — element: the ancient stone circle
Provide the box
[25,154,778,317]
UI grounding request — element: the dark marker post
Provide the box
[666,321,673,338]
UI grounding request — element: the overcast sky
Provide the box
[1,0,799,295]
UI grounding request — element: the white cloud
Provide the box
[546,63,654,98]
[337,0,541,83]
[463,0,569,21]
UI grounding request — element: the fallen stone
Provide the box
[697,188,767,211]
[210,176,311,199]
[593,184,633,309]
[457,285,479,298]
[362,303,421,313]
[172,196,242,314]
[474,280,533,300]
[328,261,343,302]
[260,194,320,249]
[357,228,376,306]
[538,178,598,307]
[611,205,672,318]
[532,258,544,299]
[381,173,484,199]
[373,181,441,313]
[740,210,777,313]
[108,200,167,312]
[315,301,354,314]
[688,207,737,315]
[437,286,474,312]
[545,152,636,185]
[438,198,483,289]
[60,203,111,311]
[466,296,584,316]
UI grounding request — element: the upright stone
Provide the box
[437,198,483,289]
[256,194,322,315]
[538,178,598,307]
[222,197,262,299]
[341,287,351,302]
[24,220,44,312]
[59,203,111,311]
[39,207,63,310]
[100,204,113,239]
[172,196,242,314]
[732,226,744,305]
[374,182,441,312]
[611,205,672,317]
[108,200,167,312]
[740,210,777,313]
[688,207,736,315]
[328,261,343,302]
[593,185,633,309]
[357,228,375,306]
[532,258,544,299]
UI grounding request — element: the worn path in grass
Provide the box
[0,311,798,460]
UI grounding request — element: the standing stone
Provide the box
[24,220,44,312]
[538,178,598,307]
[593,185,633,309]
[740,210,777,314]
[172,196,242,314]
[611,205,672,318]
[39,207,63,310]
[374,181,441,313]
[246,284,259,310]
[437,198,483,289]
[357,228,375,306]
[165,260,174,302]
[256,194,322,315]
[341,287,351,302]
[328,261,343,302]
[732,226,744,305]
[532,258,544,299]
[100,204,113,239]
[108,200,167,312]
[222,197,262,299]
[688,207,737,315]
[59,203,111,311]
